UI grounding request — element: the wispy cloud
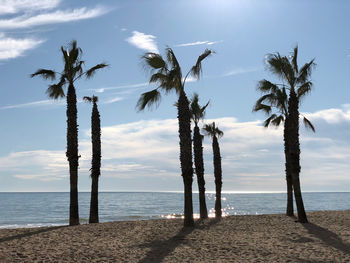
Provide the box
[0,6,109,29]
[91,82,148,93]
[0,33,44,60]
[0,99,64,110]
[175,40,223,47]
[222,67,260,77]
[103,96,124,104]
[0,0,61,15]
[126,31,159,53]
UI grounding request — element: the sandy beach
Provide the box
[0,210,349,262]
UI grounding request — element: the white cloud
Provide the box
[2,106,350,191]
[126,31,159,53]
[175,40,223,47]
[0,0,60,15]
[0,6,109,29]
[0,33,44,60]
[0,99,64,110]
[91,82,148,93]
[103,96,123,104]
[222,67,260,77]
[304,107,350,124]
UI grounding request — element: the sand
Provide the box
[0,210,349,262]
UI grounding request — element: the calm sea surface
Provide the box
[0,192,349,228]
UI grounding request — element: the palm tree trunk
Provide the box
[66,83,79,226]
[193,125,208,219]
[89,102,101,223]
[177,90,194,227]
[89,175,99,223]
[284,119,294,216]
[288,88,308,223]
[212,136,222,218]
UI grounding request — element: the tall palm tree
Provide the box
[83,96,101,224]
[255,46,315,223]
[253,81,315,217]
[137,47,213,227]
[31,40,108,226]
[203,122,224,219]
[190,93,209,219]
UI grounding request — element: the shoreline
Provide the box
[1,208,349,230]
[0,210,349,262]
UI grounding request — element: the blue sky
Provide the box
[0,0,350,192]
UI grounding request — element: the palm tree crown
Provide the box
[190,93,209,126]
[136,48,213,111]
[31,40,108,98]
[203,122,224,139]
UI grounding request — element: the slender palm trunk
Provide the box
[288,88,308,223]
[193,124,208,219]
[178,90,194,227]
[284,119,294,216]
[66,83,79,226]
[212,136,222,218]
[89,102,101,223]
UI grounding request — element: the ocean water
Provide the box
[0,192,349,229]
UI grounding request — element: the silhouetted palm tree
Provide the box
[137,47,213,227]
[84,96,101,224]
[255,46,315,223]
[253,79,315,217]
[190,93,209,219]
[31,40,108,226]
[203,122,224,219]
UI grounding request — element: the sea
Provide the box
[0,192,349,229]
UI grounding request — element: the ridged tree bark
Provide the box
[288,89,308,223]
[284,118,294,216]
[89,100,101,223]
[66,83,79,226]
[178,90,194,227]
[212,135,222,218]
[193,124,208,219]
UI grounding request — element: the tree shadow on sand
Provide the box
[303,223,350,256]
[0,226,65,243]
[138,218,221,263]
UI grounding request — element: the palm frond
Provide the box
[142,53,167,70]
[257,79,280,93]
[253,102,272,114]
[292,45,298,74]
[46,83,65,99]
[203,122,223,138]
[83,96,92,102]
[189,49,213,79]
[297,81,313,98]
[263,114,277,128]
[271,115,284,126]
[86,63,108,79]
[166,47,180,70]
[297,59,316,84]
[31,69,56,80]
[190,93,209,123]
[136,88,161,111]
[302,116,315,132]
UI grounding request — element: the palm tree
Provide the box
[203,122,224,219]
[137,47,213,227]
[253,81,315,217]
[84,96,101,224]
[190,93,209,219]
[255,46,315,223]
[31,40,108,226]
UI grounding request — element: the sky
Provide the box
[0,0,350,192]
